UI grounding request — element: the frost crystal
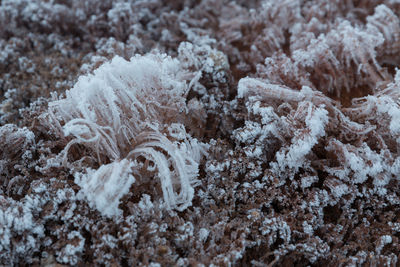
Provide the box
[45,53,207,215]
[75,159,135,217]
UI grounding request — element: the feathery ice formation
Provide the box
[43,54,207,216]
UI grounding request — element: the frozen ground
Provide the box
[1,0,400,266]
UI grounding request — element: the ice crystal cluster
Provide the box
[2,0,400,266]
[45,54,207,216]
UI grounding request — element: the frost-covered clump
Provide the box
[236,51,400,191]
[236,79,332,181]
[0,194,45,264]
[42,53,207,216]
[0,124,36,195]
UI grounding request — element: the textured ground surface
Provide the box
[2,0,400,266]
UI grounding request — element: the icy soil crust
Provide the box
[1,0,400,266]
